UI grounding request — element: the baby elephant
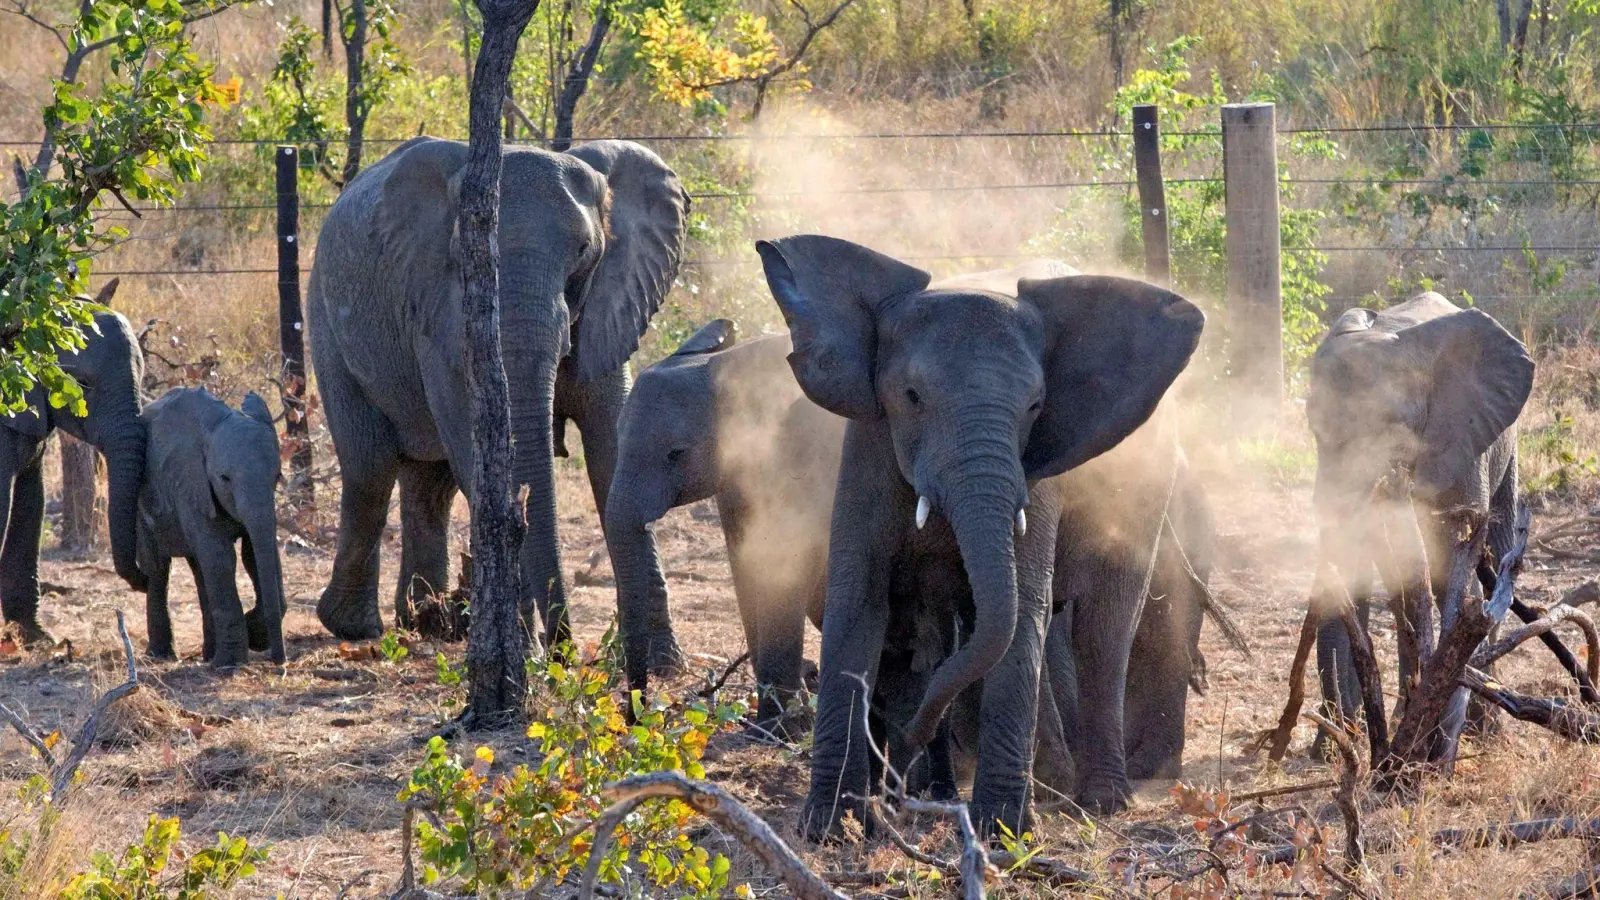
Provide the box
[137,388,286,666]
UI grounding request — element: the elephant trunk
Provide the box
[903,447,1023,750]
[604,481,682,689]
[246,505,287,663]
[501,266,570,647]
[95,401,148,593]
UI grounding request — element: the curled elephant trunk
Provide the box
[246,507,287,663]
[903,467,1021,749]
[603,486,683,688]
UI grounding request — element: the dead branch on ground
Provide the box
[0,611,142,801]
[1561,580,1600,609]
[1433,816,1600,849]
[1461,667,1600,743]
[1527,865,1600,900]
[1473,605,1600,692]
[1304,712,1365,872]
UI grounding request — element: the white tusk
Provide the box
[1015,508,1028,537]
[915,495,930,530]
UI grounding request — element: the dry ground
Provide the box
[1,420,1598,898]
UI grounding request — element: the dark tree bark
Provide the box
[461,0,541,726]
[57,434,102,553]
[551,9,611,151]
[341,0,370,186]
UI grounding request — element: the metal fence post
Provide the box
[276,146,312,505]
[1222,102,1283,429]
[1132,104,1170,288]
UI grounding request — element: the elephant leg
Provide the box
[241,534,269,653]
[0,461,47,647]
[395,459,458,635]
[1122,579,1190,782]
[725,500,808,738]
[188,556,214,662]
[316,352,402,641]
[140,524,175,661]
[197,538,248,669]
[1032,643,1076,800]
[1426,509,1481,764]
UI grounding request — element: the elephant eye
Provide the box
[905,388,922,407]
[1028,399,1042,413]
[667,448,685,463]
[219,473,231,482]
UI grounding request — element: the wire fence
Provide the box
[10,117,1598,343]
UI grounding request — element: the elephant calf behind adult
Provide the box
[308,136,686,642]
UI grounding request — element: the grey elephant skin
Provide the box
[308,136,687,643]
[1308,293,1535,758]
[0,283,147,647]
[137,388,286,666]
[606,261,1082,735]
[756,235,1204,838]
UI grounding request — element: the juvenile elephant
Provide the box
[605,318,840,733]
[1309,293,1536,758]
[756,235,1203,837]
[137,388,286,666]
[309,137,687,643]
[0,280,148,647]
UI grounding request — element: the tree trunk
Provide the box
[342,0,370,187]
[57,434,102,554]
[462,0,541,726]
[1497,0,1513,47]
[551,10,611,151]
[1511,0,1536,77]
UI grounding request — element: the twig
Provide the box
[1473,605,1600,694]
[578,772,849,900]
[1230,779,1340,804]
[1163,515,1253,660]
[698,650,750,698]
[1433,816,1600,849]
[48,611,141,798]
[1461,667,1600,743]
[0,699,58,767]
[1560,581,1600,609]
[1263,602,1320,761]
[1304,712,1364,872]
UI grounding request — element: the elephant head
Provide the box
[1306,293,1533,582]
[50,295,149,592]
[756,235,1204,748]
[207,392,286,661]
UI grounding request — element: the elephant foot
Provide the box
[209,643,249,670]
[245,606,270,653]
[752,687,812,741]
[800,795,870,844]
[648,634,686,678]
[316,590,383,641]
[1078,776,1133,816]
[970,796,1032,840]
[145,642,177,662]
[3,619,55,650]
[410,591,469,642]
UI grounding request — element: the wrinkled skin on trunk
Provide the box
[756,235,1203,837]
[0,302,148,648]
[1307,294,1533,759]
[307,137,686,644]
[137,388,285,666]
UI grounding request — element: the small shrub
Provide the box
[398,630,749,897]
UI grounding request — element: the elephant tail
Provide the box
[1162,515,1253,661]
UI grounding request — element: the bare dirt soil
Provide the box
[2,443,1598,898]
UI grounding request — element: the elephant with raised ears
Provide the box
[136,388,286,667]
[308,136,687,643]
[1308,293,1536,759]
[755,235,1203,838]
[0,280,147,648]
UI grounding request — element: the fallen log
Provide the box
[1433,816,1600,849]
[1461,667,1600,743]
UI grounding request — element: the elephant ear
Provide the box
[672,319,737,357]
[755,235,931,420]
[240,392,273,429]
[565,141,690,381]
[1402,308,1534,496]
[1329,307,1376,336]
[1018,275,1205,480]
[374,137,468,298]
[146,392,217,522]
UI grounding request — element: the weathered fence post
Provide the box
[276,146,312,506]
[57,435,102,553]
[1221,102,1283,429]
[1132,104,1170,288]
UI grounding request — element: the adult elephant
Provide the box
[1308,293,1538,760]
[0,281,148,646]
[308,136,687,642]
[756,235,1203,838]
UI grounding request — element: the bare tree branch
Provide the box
[1304,711,1364,872]
[1473,605,1600,691]
[0,0,69,51]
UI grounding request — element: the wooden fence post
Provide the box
[276,146,312,506]
[1222,102,1283,429]
[57,435,103,553]
[1132,104,1170,288]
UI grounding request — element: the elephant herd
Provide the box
[0,137,1544,842]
